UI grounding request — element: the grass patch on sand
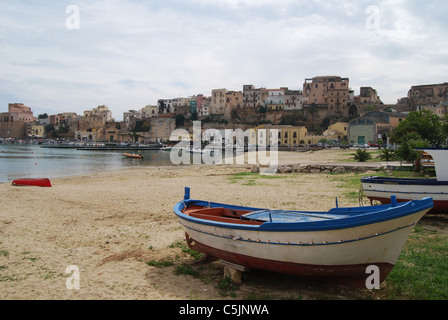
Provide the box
[379,226,448,300]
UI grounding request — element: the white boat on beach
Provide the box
[362,148,448,213]
[174,187,433,287]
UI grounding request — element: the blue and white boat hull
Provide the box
[174,188,433,287]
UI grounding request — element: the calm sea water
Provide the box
[0,144,178,183]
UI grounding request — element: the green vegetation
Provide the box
[381,227,448,300]
[217,276,238,297]
[390,110,448,169]
[378,148,396,161]
[352,149,372,162]
[228,172,286,186]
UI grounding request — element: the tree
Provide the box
[394,133,429,171]
[379,148,395,161]
[353,149,372,162]
[390,110,446,147]
[175,114,185,128]
[390,110,444,171]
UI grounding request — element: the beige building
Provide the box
[408,82,448,116]
[250,124,308,147]
[224,91,243,119]
[30,124,45,138]
[303,76,350,112]
[84,105,114,122]
[323,122,348,141]
[7,103,35,123]
[0,113,26,139]
[149,117,176,142]
[243,85,266,108]
[356,87,382,104]
[211,89,228,115]
[142,105,158,118]
[0,103,35,139]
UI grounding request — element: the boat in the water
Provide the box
[362,148,448,213]
[12,178,52,187]
[123,153,144,159]
[174,187,433,287]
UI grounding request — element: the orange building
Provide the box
[303,76,350,112]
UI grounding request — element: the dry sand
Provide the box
[0,149,390,300]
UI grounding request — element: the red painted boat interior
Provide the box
[183,206,263,225]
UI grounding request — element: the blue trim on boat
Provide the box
[174,188,434,232]
[361,176,448,186]
[362,188,448,196]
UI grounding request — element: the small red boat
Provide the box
[12,178,52,187]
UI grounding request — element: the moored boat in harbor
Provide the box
[174,187,433,287]
[123,153,144,159]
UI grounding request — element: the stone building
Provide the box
[0,103,35,139]
[243,85,265,108]
[211,89,228,115]
[303,76,350,113]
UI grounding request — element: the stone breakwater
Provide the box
[253,164,381,174]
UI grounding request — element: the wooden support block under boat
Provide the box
[220,260,250,284]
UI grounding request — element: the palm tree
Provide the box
[353,149,372,162]
[379,149,395,161]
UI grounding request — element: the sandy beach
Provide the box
[0,149,407,300]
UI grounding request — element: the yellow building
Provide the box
[30,124,45,138]
[250,124,308,146]
[323,122,348,141]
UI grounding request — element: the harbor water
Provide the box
[0,144,178,183]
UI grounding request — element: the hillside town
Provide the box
[1,76,448,147]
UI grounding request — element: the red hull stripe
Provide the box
[186,233,394,288]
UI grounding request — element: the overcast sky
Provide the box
[1,0,447,121]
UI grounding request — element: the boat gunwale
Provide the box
[174,197,433,232]
[361,176,448,186]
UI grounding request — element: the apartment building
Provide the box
[84,105,114,122]
[283,88,303,111]
[263,89,285,111]
[211,89,228,115]
[408,82,448,116]
[303,76,350,112]
[250,124,308,147]
[0,103,36,138]
[243,85,266,108]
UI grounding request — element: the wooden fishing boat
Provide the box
[123,153,144,159]
[12,178,52,187]
[362,148,448,213]
[174,187,433,287]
